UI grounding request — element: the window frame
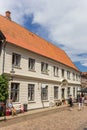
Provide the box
[28,84,35,101]
[41,85,48,100]
[28,58,35,71]
[41,62,48,74]
[53,66,59,77]
[10,83,19,102]
[54,86,58,99]
[12,53,21,67]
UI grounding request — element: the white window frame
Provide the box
[28,84,35,101]
[54,66,59,77]
[67,71,70,79]
[67,87,70,98]
[28,58,35,71]
[12,53,21,67]
[10,83,19,102]
[61,69,64,77]
[41,62,48,74]
[54,86,58,99]
[41,85,48,100]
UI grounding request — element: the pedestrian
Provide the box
[78,95,82,110]
[81,93,84,108]
[68,95,73,111]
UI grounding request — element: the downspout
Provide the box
[2,40,6,74]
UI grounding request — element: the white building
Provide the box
[0,11,81,110]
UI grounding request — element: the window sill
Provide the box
[28,69,36,72]
[54,75,59,77]
[41,100,49,102]
[28,101,36,103]
[13,66,21,69]
[41,72,49,75]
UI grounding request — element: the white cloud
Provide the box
[0,0,87,69]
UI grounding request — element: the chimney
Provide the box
[5,11,11,20]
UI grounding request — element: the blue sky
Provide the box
[0,0,87,72]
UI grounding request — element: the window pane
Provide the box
[29,58,35,70]
[12,53,21,67]
[41,86,48,100]
[54,86,58,99]
[10,83,19,102]
[28,84,35,101]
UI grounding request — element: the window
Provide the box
[28,58,35,71]
[10,83,19,102]
[73,73,75,80]
[76,74,78,81]
[28,84,35,101]
[12,53,21,67]
[67,71,70,79]
[73,87,75,97]
[41,62,48,74]
[54,86,58,99]
[41,85,48,100]
[54,66,59,77]
[61,69,64,77]
[67,87,70,98]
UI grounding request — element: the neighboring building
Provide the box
[0,11,81,110]
[81,72,87,88]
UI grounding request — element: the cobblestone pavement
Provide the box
[0,105,87,130]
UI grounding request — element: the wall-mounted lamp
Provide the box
[9,68,15,81]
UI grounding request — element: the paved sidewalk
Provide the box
[0,104,68,121]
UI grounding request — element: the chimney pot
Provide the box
[5,11,11,20]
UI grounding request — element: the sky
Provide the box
[0,0,87,72]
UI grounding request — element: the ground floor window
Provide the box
[67,87,70,98]
[28,84,35,101]
[41,85,48,100]
[10,83,19,102]
[54,86,58,99]
[73,87,75,97]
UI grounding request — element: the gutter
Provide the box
[2,40,6,74]
[0,30,6,74]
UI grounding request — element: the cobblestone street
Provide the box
[0,105,87,130]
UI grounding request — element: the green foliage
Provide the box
[0,74,9,102]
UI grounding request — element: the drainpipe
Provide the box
[2,40,6,74]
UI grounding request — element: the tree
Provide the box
[0,74,9,102]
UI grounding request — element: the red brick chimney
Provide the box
[5,11,11,20]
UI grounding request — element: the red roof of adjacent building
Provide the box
[0,14,79,71]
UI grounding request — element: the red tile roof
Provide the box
[0,15,79,71]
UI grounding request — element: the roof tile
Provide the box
[0,15,79,71]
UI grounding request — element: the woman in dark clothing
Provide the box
[68,95,73,110]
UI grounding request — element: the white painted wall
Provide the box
[0,43,81,110]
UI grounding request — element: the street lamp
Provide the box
[9,68,15,81]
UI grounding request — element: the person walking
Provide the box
[78,95,82,110]
[68,95,73,111]
[81,93,84,108]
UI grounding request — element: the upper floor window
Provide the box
[67,71,70,79]
[61,69,64,77]
[28,84,35,101]
[10,83,19,102]
[54,86,58,99]
[73,73,75,81]
[28,58,35,71]
[54,66,59,77]
[76,74,78,81]
[12,53,21,67]
[41,62,48,74]
[41,85,48,100]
